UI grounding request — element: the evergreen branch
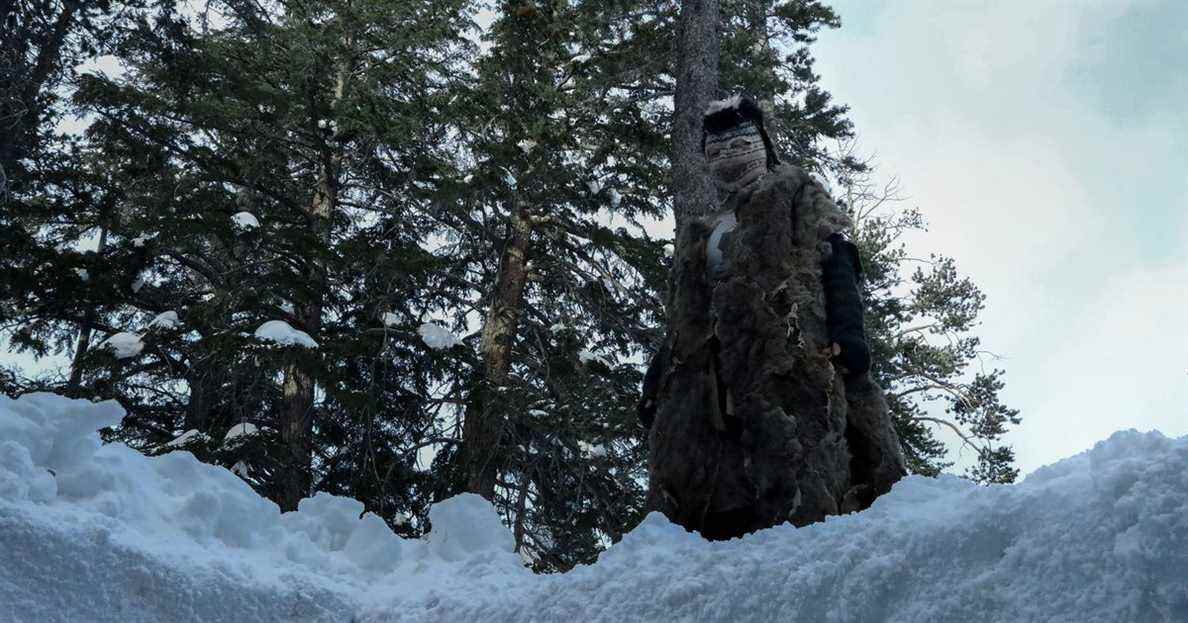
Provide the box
[913,416,986,456]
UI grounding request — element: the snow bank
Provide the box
[361,431,1188,623]
[2,392,1187,623]
[0,393,120,504]
[0,393,523,623]
[425,493,514,563]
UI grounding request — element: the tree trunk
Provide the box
[277,54,347,512]
[464,204,533,500]
[512,477,529,553]
[744,0,777,110]
[278,179,332,512]
[280,354,316,511]
[1,1,78,175]
[185,357,216,432]
[458,3,554,502]
[67,225,107,393]
[670,0,721,233]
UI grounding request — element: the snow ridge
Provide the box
[2,393,1187,623]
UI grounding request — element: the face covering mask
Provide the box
[704,121,767,194]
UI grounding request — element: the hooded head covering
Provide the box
[703,95,779,194]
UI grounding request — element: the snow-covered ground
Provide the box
[1,393,1185,622]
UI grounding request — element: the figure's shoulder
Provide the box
[737,165,804,212]
[730,165,850,236]
[760,163,811,192]
[763,163,851,238]
[753,164,842,206]
[771,162,809,180]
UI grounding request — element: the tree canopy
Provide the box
[2,0,1020,571]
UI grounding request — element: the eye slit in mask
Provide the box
[729,136,757,149]
[705,123,761,156]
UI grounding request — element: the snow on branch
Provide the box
[254,320,319,348]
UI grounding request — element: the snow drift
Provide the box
[1,393,1185,622]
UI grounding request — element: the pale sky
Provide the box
[812,0,1188,476]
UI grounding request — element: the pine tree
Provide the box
[1,0,148,394]
[1,1,146,192]
[24,0,476,524]
[837,162,1021,483]
[423,0,673,569]
[718,0,857,175]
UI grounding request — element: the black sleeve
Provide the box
[821,233,871,377]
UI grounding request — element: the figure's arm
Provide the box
[638,337,670,429]
[821,232,871,377]
[787,168,870,375]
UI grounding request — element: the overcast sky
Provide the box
[811,0,1188,476]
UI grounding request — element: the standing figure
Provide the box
[641,95,906,539]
